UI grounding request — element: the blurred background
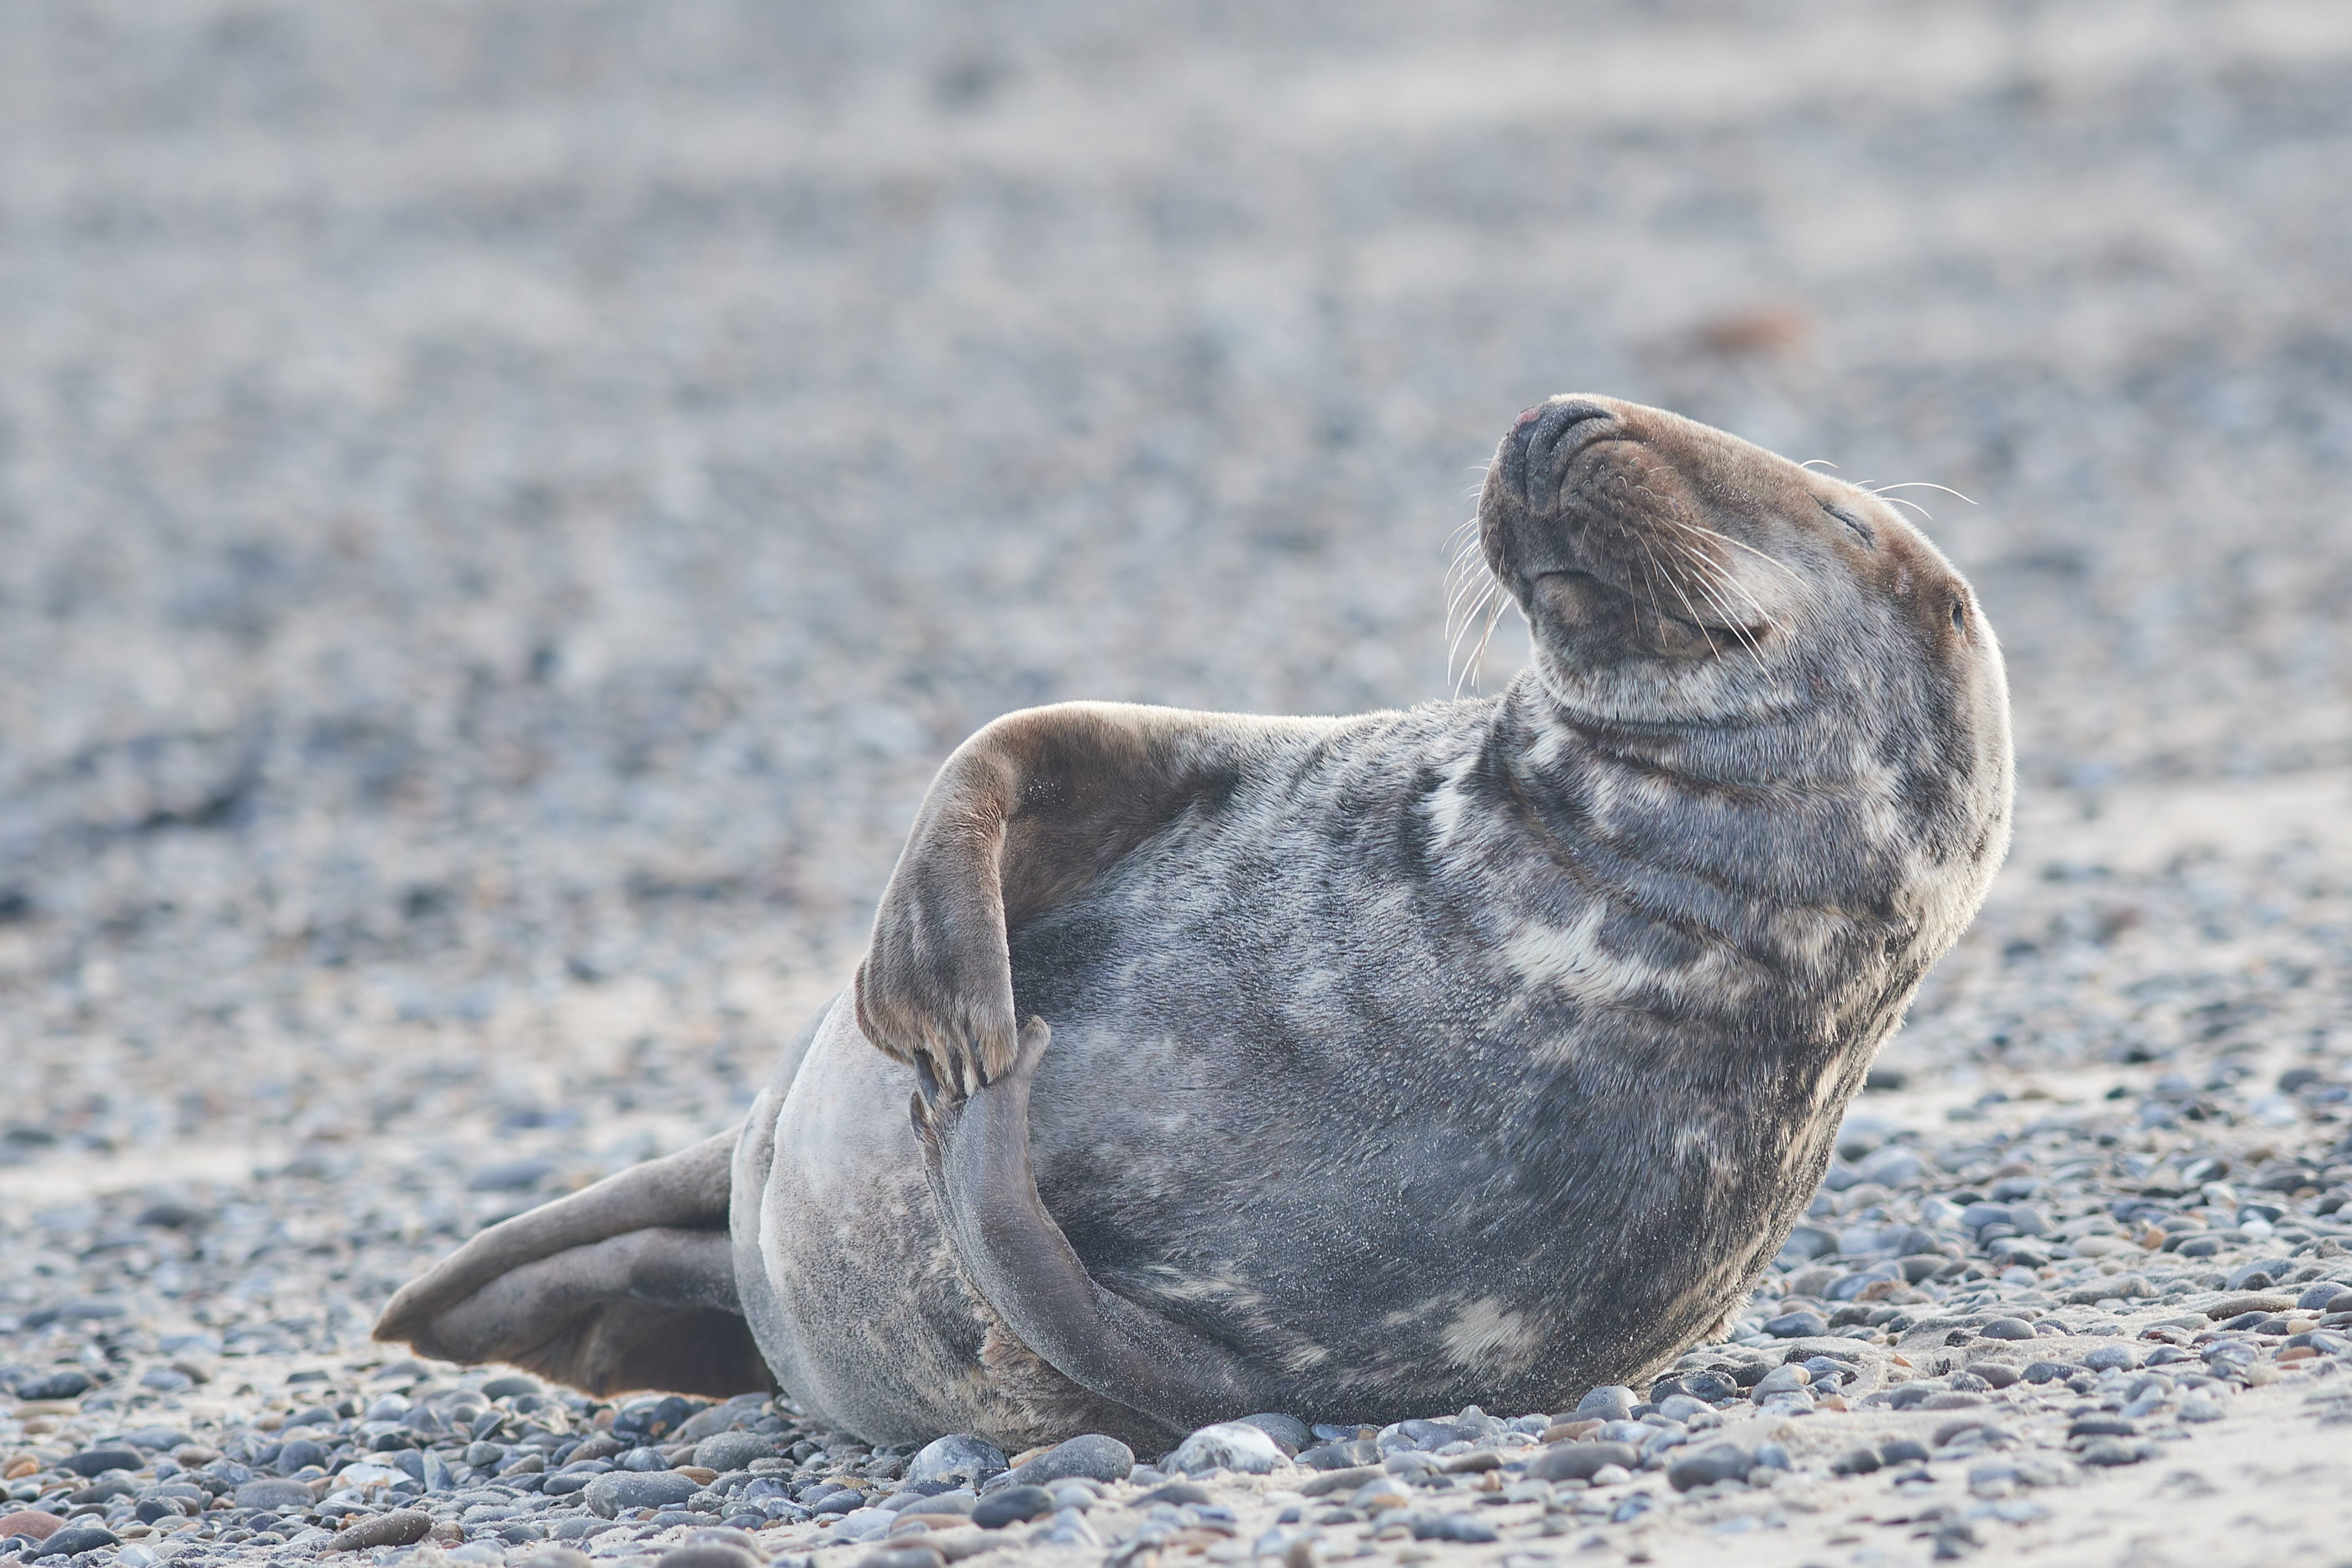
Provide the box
[3,0,2349,1219]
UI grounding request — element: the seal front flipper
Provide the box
[373,1127,770,1398]
[911,1018,1264,1434]
[857,701,1320,1099]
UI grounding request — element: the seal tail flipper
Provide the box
[373,1126,772,1398]
[911,1019,1263,1434]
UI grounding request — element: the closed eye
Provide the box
[1820,500,1874,548]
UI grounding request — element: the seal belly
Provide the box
[999,811,1793,1423]
[749,992,1165,1446]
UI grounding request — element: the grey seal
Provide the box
[375,395,2013,1450]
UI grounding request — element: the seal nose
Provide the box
[1515,400,1615,501]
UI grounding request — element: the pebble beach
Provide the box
[7,3,2352,1567]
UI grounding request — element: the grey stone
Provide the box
[1411,1514,1498,1543]
[1572,1386,1637,1421]
[653,1545,760,1568]
[1168,1422,1283,1476]
[969,1486,1056,1529]
[1295,1440,1378,1471]
[905,1434,1007,1490]
[691,1432,774,1473]
[328,1509,434,1550]
[583,1471,701,1518]
[1001,1434,1134,1488]
[235,1478,314,1509]
[856,1548,948,1568]
[1667,1444,1752,1492]
[1236,1414,1310,1455]
[60,1448,143,1477]
[1525,1442,1641,1482]
[34,1526,118,1559]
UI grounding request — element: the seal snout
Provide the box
[1512,398,1617,505]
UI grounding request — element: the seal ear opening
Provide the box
[373,1128,774,1399]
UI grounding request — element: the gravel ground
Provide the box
[7,3,2352,1567]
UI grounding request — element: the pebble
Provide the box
[236,1478,318,1509]
[652,1544,761,1568]
[1571,1386,1637,1421]
[691,1432,774,1473]
[1665,1445,1753,1492]
[967,1487,1056,1529]
[999,1434,1134,1488]
[31,1527,118,1560]
[905,1435,1007,1490]
[1525,1443,1641,1482]
[857,1547,947,1568]
[328,1510,434,1551]
[1236,1414,1311,1454]
[1167,1422,1284,1476]
[583,1472,702,1518]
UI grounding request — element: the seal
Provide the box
[375,395,2013,1450]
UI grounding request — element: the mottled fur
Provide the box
[378,396,2012,1450]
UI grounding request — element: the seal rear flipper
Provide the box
[912,1019,1264,1434]
[374,1126,773,1398]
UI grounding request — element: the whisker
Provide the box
[1462,594,1510,695]
[1637,535,1720,660]
[1448,579,1500,692]
[1877,495,1938,523]
[1656,531,1774,655]
[1866,481,1977,505]
[1669,521,1808,587]
[1798,459,1840,471]
[1659,541,1758,658]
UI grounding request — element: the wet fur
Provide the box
[378,396,2013,1448]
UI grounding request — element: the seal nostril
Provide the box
[1520,400,1616,485]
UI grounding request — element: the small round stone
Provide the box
[653,1545,760,1568]
[1236,1414,1310,1454]
[328,1510,434,1551]
[1977,1318,2035,1340]
[1168,1421,1283,1476]
[905,1434,1007,1490]
[856,1547,947,1568]
[234,1478,313,1509]
[0,1513,64,1544]
[1002,1434,1134,1487]
[1411,1514,1498,1543]
[1666,1445,1752,1492]
[583,1471,701,1518]
[969,1486,1056,1529]
[32,1525,118,1560]
[11,1371,92,1402]
[1764,1311,1828,1338]
[1525,1442,1641,1482]
[1572,1385,1637,1421]
[691,1431,774,1473]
